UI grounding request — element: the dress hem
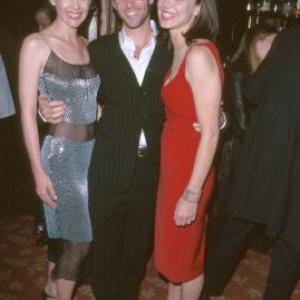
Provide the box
[157,267,204,284]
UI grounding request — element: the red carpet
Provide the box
[0,215,300,300]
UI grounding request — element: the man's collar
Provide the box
[119,20,158,49]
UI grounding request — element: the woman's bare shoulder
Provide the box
[185,40,220,81]
[22,33,48,50]
[22,33,51,57]
[186,43,215,70]
[21,33,51,64]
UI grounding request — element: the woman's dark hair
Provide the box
[183,0,219,45]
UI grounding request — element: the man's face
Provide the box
[113,0,154,30]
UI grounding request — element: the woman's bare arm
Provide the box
[174,44,222,226]
[19,33,57,207]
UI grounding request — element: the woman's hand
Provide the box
[35,171,57,208]
[174,199,198,227]
[174,197,199,227]
[174,188,202,226]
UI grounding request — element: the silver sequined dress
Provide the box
[39,51,100,243]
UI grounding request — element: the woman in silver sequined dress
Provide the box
[19,1,99,299]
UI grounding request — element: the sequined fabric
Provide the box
[39,51,100,243]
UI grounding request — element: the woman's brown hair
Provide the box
[245,25,277,74]
[183,0,219,45]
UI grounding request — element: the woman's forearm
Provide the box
[186,129,219,193]
[20,112,44,178]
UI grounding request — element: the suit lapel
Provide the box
[107,33,141,89]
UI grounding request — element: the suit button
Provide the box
[142,91,147,96]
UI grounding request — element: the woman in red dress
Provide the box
[155,0,223,299]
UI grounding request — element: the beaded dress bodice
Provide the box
[38,50,100,140]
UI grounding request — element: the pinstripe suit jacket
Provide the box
[88,33,171,193]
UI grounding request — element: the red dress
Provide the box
[155,43,223,283]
